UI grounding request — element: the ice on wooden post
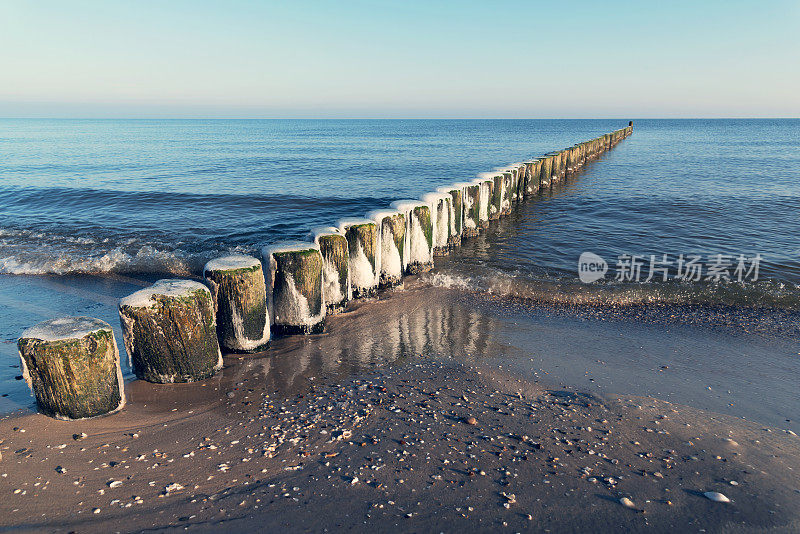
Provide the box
[119,279,222,383]
[436,185,463,248]
[366,210,405,288]
[310,227,351,313]
[338,219,380,298]
[390,200,434,274]
[421,192,452,256]
[17,317,125,420]
[203,255,270,353]
[262,242,325,335]
[470,178,493,228]
[457,182,480,237]
[478,172,503,220]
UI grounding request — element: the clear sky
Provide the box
[1,0,798,118]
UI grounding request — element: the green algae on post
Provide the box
[119,279,223,383]
[338,219,380,298]
[203,254,270,353]
[262,242,325,335]
[311,227,351,313]
[366,211,405,288]
[17,317,125,420]
[390,200,434,274]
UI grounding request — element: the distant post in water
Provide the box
[119,279,222,383]
[311,227,351,313]
[367,210,405,288]
[262,242,326,334]
[390,200,434,273]
[203,255,270,353]
[338,218,380,297]
[18,317,125,420]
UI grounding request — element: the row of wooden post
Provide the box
[17,126,633,420]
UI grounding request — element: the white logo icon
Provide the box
[578,252,608,283]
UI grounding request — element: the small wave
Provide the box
[421,269,800,311]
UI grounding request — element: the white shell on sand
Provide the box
[119,279,210,308]
[20,316,112,342]
[203,254,261,273]
[619,497,636,509]
[703,491,731,503]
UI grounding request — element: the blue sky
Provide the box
[1,0,798,118]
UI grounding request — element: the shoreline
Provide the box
[1,284,799,532]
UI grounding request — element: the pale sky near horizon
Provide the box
[1,0,798,118]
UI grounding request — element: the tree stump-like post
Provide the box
[421,192,452,256]
[390,200,434,274]
[311,227,351,313]
[262,242,325,334]
[119,279,222,383]
[366,210,405,288]
[436,185,463,248]
[457,182,481,237]
[17,317,125,420]
[203,255,270,353]
[338,219,380,298]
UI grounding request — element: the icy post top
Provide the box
[436,185,462,194]
[421,192,451,205]
[451,181,477,189]
[366,209,403,222]
[262,241,320,258]
[337,217,376,230]
[309,226,342,239]
[120,279,210,308]
[476,171,503,180]
[390,200,427,212]
[204,254,261,273]
[20,316,112,342]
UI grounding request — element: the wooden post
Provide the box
[262,242,325,334]
[119,279,222,383]
[390,200,434,274]
[203,255,270,353]
[18,317,124,419]
[436,185,464,248]
[366,210,405,288]
[338,219,380,297]
[421,192,452,256]
[311,227,351,313]
[457,182,480,237]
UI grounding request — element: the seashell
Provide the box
[703,491,731,503]
[620,497,637,509]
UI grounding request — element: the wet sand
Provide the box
[1,285,799,532]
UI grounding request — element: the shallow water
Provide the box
[1,119,798,428]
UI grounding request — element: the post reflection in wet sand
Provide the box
[124,285,497,417]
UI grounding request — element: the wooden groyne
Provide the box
[16,125,632,418]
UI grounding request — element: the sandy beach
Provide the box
[2,285,799,533]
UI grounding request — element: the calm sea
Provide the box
[1,119,799,413]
